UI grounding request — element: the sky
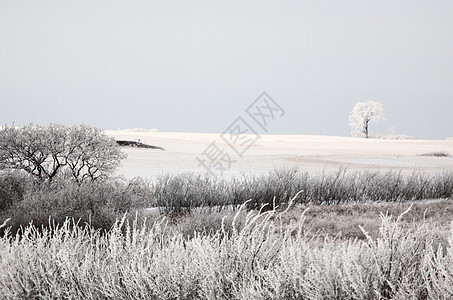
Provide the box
[1,0,452,139]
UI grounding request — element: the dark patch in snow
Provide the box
[419,151,451,157]
[116,140,165,151]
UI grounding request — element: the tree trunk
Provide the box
[365,120,369,138]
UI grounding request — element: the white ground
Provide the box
[106,129,453,180]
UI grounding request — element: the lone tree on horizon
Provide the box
[349,101,385,138]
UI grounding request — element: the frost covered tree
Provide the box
[0,124,126,183]
[349,101,385,138]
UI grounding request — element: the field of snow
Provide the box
[106,129,453,180]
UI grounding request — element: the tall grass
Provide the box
[0,204,452,299]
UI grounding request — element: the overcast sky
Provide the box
[1,1,452,139]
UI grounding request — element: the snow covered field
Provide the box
[106,129,453,180]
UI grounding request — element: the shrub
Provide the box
[153,174,231,215]
[0,171,34,212]
[151,168,453,213]
[0,176,153,235]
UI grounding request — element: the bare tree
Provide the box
[0,124,126,183]
[349,101,385,138]
[65,125,126,183]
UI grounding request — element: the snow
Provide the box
[105,130,453,180]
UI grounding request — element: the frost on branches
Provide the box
[349,101,385,138]
[0,124,126,183]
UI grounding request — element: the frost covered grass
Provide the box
[272,198,453,241]
[1,203,453,299]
